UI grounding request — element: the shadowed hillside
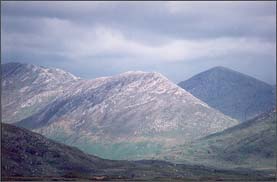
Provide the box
[158,110,276,171]
[179,66,276,121]
[1,123,275,181]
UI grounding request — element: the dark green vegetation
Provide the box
[178,66,276,121]
[158,110,277,171]
[2,123,275,181]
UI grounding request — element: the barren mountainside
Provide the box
[178,66,276,121]
[2,63,239,160]
[2,62,80,124]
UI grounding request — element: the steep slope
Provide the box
[2,123,104,177]
[178,66,276,121]
[3,123,271,181]
[6,64,239,160]
[158,110,276,170]
[2,62,79,123]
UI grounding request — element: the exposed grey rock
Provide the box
[2,62,79,124]
[2,62,239,160]
[178,66,276,121]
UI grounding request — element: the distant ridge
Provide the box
[178,66,276,121]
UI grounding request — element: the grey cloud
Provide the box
[2,1,276,40]
[1,1,276,84]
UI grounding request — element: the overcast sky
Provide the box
[1,1,276,84]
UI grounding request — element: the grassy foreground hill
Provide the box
[157,110,277,171]
[2,123,275,181]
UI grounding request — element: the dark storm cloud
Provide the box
[1,1,276,84]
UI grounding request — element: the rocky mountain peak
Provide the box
[2,62,80,83]
[178,66,275,121]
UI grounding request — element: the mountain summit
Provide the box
[2,62,80,123]
[178,66,276,121]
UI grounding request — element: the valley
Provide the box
[2,123,275,181]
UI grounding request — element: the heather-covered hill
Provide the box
[2,123,274,181]
[158,110,276,170]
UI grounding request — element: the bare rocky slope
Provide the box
[2,62,79,124]
[2,62,239,160]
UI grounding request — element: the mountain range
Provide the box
[178,66,276,121]
[2,62,238,160]
[1,62,276,179]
